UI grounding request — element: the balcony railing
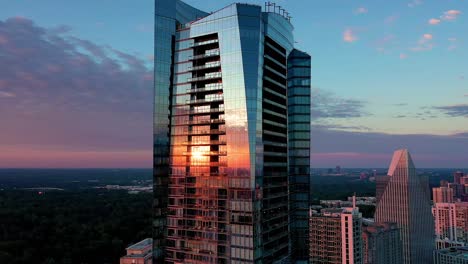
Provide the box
[187,119,225,125]
[189,61,221,71]
[190,39,219,48]
[187,96,223,105]
[187,84,223,93]
[189,107,225,115]
[181,140,227,146]
[190,50,220,60]
[188,72,222,82]
[183,151,227,156]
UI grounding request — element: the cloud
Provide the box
[428,18,441,25]
[343,28,358,42]
[411,33,434,52]
[433,104,468,118]
[311,88,368,119]
[408,0,422,8]
[310,127,468,167]
[399,53,408,59]
[442,10,461,21]
[354,7,368,15]
[0,91,15,98]
[0,17,153,167]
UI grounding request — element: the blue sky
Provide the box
[0,0,466,168]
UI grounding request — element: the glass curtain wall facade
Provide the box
[374,149,434,264]
[287,49,311,261]
[154,1,311,263]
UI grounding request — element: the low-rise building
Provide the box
[120,238,152,264]
[433,247,468,264]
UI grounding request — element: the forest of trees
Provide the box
[0,189,152,264]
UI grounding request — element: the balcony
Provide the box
[188,72,222,82]
[187,96,223,105]
[183,151,227,156]
[190,39,219,48]
[187,84,223,94]
[189,107,225,115]
[190,50,220,60]
[174,129,226,136]
[188,119,225,125]
[189,61,221,71]
[181,140,227,146]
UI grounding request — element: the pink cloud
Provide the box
[428,18,441,25]
[442,10,461,21]
[411,33,434,51]
[343,29,358,43]
[400,53,408,59]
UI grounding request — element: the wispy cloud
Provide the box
[428,18,441,25]
[410,33,434,52]
[442,10,462,21]
[433,104,468,118]
[0,91,15,98]
[311,88,368,119]
[399,53,408,59]
[343,28,358,42]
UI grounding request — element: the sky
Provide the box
[0,0,467,168]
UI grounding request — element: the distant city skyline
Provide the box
[0,0,467,168]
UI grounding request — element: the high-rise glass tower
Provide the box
[154,1,311,263]
[374,149,434,264]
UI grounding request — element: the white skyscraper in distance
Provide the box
[374,149,435,264]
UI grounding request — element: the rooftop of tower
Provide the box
[387,148,415,176]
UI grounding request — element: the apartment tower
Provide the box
[309,206,363,264]
[154,1,311,263]
[374,149,435,264]
[433,187,455,203]
[433,202,468,249]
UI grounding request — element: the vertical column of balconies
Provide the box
[261,36,290,262]
[167,32,229,264]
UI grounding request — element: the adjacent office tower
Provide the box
[361,221,402,264]
[374,149,434,264]
[309,206,363,264]
[433,187,455,203]
[432,202,468,249]
[154,1,311,263]
[288,49,312,260]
